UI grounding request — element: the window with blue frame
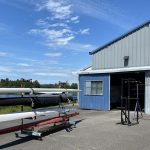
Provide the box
[85,81,103,95]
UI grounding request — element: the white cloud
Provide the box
[55,36,74,45]
[44,41,96,52]
[0,66,11,72]
[36,19,68,28]
[46,60,59,65]
[36,19,49,28]
[0,60,79,83]
[29,0,91,48]
[36,0,72,20]
[59,42,97,52]
[29,28,75,46]
[48,23,68,28]
[17,63,31,67]
[68,43,96,52]
[70,16,79,21]
[33,72,68,77]
[0,52,8,57]
[70,16,79,23]
[44,52,62,57]
[73,20,79,24]
[80,28,90,35]
[15,68,34,73]
[72,69,80,76]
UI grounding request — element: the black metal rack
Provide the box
[121,78,143,126]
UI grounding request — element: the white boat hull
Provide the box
[0,109,68,123]
[0,88,80,94]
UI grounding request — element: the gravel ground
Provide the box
[1,110,150,150]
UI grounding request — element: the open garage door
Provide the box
[110,72,145,110]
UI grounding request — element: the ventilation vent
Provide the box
[124,56,129,67]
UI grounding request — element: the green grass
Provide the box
[0,106,31,114]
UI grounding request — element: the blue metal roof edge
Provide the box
[89,20,150,55]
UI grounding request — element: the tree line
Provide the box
[0,78,78,89]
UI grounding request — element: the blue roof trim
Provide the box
[89,20,150,55]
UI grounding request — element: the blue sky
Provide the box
[0,0,149,83]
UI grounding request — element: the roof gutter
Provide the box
[79,66,150,75]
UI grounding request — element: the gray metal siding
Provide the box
[92,24,150,69]
[79,74,110,110]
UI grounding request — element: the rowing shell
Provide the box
[0,88,80,94]
[0,108,68,123]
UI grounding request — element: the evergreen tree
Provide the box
[0,78,78,89]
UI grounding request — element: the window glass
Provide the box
[85,81,91,95]
[86,81,91,87]
[86,88,91,95]
[85,81,103,95]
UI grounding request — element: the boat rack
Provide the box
[16,111,78,140]
[121,78,143,126]
[0,89,79,140]
[0,110,79,140]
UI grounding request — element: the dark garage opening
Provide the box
[110,72,145,110]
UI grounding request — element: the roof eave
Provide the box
[89,20,150,55]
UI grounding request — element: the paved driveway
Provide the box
[0,110,150,150]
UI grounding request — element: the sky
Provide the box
[0,0,149,84]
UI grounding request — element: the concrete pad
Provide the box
[0,110,150,150]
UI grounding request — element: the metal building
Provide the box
[79,20,150,114]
